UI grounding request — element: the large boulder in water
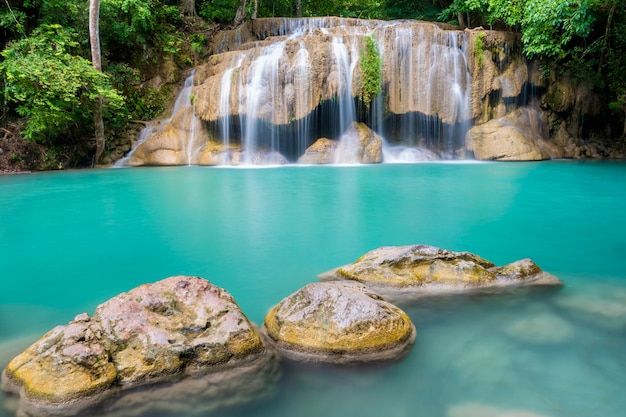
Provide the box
[297,138,338,164]
[262,281,416,364]
[466,108,553,161]
[1,276,278,416]
[319,245,563,301]
[334,122,383,164]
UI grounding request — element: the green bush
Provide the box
[0,24,124,142]
[359,36,382,108]
[199,0,238,24]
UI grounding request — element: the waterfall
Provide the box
[239,42,286,164]
[218,56,243,164]
[179,72,203,165]
[122,18,481,166]
[380,25,472,160]
[117,71,202,166]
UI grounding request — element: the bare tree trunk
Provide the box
[251,0,257,19]
[89,0,105,165]
[296,0,302,17]
[233,0,247,26]
[457,12,466,28]
[598,1,617,72]
[180,0,196,17]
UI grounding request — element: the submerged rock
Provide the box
[1,276,278,416]
[318,245,563,301]
[197,141,288,165]
[448,402,552,417]
[262,281,416,364]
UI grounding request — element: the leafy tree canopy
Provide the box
[1,24,124,142]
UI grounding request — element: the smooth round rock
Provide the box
[262,281,416,364]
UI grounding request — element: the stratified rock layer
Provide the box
[1,276,277,416]
[319,245,563,300]
[262,281,416,364]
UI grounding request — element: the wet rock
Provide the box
[197,142,288,166]
[297,138,338,164]
[466,108,552,161]
[335,122,383,164]
[319,245,563,301]
[1,276,277,416]
[262,281,416,364]
[1,318,117,405]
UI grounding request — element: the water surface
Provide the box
[1,161,625,417]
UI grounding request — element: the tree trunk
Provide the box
[457,12,466,28]
[598,1,617,72]
[296,0,302,17]
[180,0,196,17]
[251,0,257,19]
[89,0,105,165]
[233,0,247,26]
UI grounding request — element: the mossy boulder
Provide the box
[262,281,416,364]
[1,276,278,416]
[319,245,563,300]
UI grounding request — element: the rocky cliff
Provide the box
[117,17,624,166]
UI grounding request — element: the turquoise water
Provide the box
[1,161,625,417]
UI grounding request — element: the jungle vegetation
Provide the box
[0,0,624,168]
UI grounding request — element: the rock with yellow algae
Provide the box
[1,276,277,417]
[318,245,563,301]
[262,281,416,364]
[1,315,116,406]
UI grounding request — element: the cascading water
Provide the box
[379,25,472,160]
[121,18,485,166]
[117,71,203,166]
[240,41,287,164]
[218,57,243,164]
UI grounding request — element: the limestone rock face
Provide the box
[194,18,477,127]
[319,245,563,300]
[297,138,338,164]
[262,281,416,364]
[1,276,276,416]
[466,108,552,161]
[123,106,208,167]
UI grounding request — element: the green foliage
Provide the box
[474,31,485,66]
[0,6,27,38]
[0,24,124,142]
[198,0,238,24]
[487,0,524,27]
[359,36,382,108]
[521,0,595,59]
[301,0,385,19]
[190,34,207,54]
[383,0,440,21]
[108,63,169,121]
[100,0,156,50]
[30,0,87,29]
